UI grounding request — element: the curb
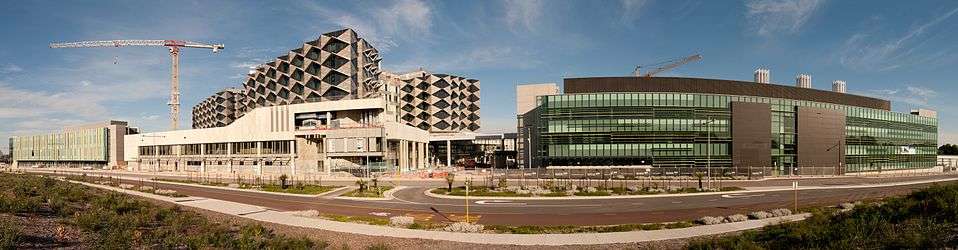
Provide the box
[334,186,405,201]
[422,177,958,200]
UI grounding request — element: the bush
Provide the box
[725,214,749,223]
[697,216,724,225]
[748,211,773,220]
[0,218,20,249]
[689,182,958,249]
[769,208,792,217]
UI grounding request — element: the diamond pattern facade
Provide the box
[192,88,245,129]
[384,71,481,132]
[190,28,480,133]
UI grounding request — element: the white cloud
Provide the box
[298,0,434,52]
[0,64,23,74]
[620,0,650,24]
[745,0,824,37]
[857,85,938,107]
[838,7,958,71]
[503,0,544,32]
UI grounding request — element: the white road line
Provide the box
[721,193,767,199]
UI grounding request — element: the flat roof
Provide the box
[564,77,890,110]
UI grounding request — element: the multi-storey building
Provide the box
[191,28,480,134]
[192,88,245,129]
[519,76,938,176]
[11,121,137,169]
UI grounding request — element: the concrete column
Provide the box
[226,143,233,173]
[200,144,206,173]
[399,140,406,173]
[256,142,263,176]
[325,111,332,128]
[289,140,297,177]
[420,142,426,169]
[425,142,430,168]
[446,140,452,168]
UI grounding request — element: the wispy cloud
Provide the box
[745,0,824,37]
[298,0,434,52]
[838,7,958,71]
[858,85,938,107]
[619,0,650,24]
[386,45,542,73]
[503,0,544,33]
[0,63,22,74]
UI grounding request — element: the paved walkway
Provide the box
[68,179,808,246]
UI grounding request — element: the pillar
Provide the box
[399,140,407,172]
[200,144,206,173]
[446,140,452,168]
[290,140,297,176]
[256,142,263,176]
[227,143,233,173]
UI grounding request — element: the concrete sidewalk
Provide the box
[68,179,810,246]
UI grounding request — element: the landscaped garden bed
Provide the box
[154,175,339,195]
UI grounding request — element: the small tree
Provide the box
[356,179,367,192]
[693,172,705,191]
[279,174,289,189]
[372,178,379,194]
[445,173,455,192]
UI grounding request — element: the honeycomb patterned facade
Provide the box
[190,28,480,133]
[192,88,245,129]
[386,71,481,132]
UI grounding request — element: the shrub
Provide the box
[769,208,792,217]
[839,202,855,210]
[725,214,749,223]
[748,211,773,220]
[0,218,20,249]
[697,216,724,225]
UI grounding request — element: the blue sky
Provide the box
[2,0,958,152]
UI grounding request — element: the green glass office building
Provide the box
[518,77,937,176]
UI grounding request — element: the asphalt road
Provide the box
[36,170,958,226]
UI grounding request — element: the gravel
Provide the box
[696,216,723,225]
[442,222,484,233]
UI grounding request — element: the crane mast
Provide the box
[50,39,224,130]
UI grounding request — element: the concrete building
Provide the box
[127,98,429,176]
[519,76,938,176]
[11,120,136,169]
[191,28,481,134]
[516,83,560,168]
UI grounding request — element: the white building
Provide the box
[125,97,429,177]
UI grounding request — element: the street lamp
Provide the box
[703,117,716,190]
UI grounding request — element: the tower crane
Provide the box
[50,40,225,130]
[633,54,702,77]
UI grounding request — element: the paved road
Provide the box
[34,170,958,226]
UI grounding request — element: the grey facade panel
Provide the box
[731,102,771,172]
[564,77,890,110]
[797,106,846,175]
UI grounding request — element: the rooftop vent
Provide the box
[754,68,770,84]
[796,74,811,88]
[832,80,846,93]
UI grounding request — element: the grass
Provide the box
[0,217,19,249]
[687,182,958,249]
[66,175,188,197]
[431,186,534,197]
[483,221,695,234]
[322,214,390,226]
[155,178,338,195]
[341,186,394,198]
[0,173,327,249]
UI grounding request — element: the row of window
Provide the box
[546,143,729,158]
[138,141,294,156]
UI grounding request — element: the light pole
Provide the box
[704,117,716,190]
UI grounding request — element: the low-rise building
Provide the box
[11,120,135,169]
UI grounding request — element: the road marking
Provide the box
[671,201,683,204]
[475,200,526,205]
[721,193,766,199]
[369,212,390,217]
[708,199,718,202]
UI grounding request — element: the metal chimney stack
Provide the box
[832,80,847,93]
[754,68,770,84]
[796,74,811,88]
